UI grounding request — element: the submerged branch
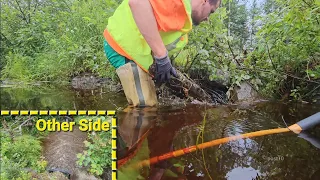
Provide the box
[167,70,214,103]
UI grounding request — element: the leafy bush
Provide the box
[175,0,319,101]
[1,133,47,180]
[1,0,119,82]
[75,116,112,176]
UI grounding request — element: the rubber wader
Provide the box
[116,61,158,107]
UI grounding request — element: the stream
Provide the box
[1,83,320,180]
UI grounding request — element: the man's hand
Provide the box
[154,52,178,83]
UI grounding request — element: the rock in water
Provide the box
[71,73,110,90]
[228,82,260,103]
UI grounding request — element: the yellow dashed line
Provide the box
[112,171,117,180]
[1,111,9,115]
[11,110,19,115]
[59,110,67,115]
[98,110,106,115]
[112,139,117,149]
[49,110,58,115]
[78,110,87,115]
[0,109,118,179]
[112,150,117,160]
[88,110,96,115]
[112,161,117,171]
[112,129,117,138]
[112,118,117,127]
[40,110,48,115]
[20,111,29,115]
[108,110,116,115]
[68,111,77,115]
[30,110,38,115]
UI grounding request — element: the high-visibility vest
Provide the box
[103,0,193,74]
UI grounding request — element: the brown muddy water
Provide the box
[117,103,320,180]
[1,85,320,180]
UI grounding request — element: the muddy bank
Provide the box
[42,125,101,180]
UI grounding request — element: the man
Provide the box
[103,0,221,107]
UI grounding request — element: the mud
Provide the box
[42,126,100,180]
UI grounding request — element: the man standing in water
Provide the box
[103,0,221,107]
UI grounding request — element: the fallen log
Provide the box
[148,61,227,104]
[151,69,221,105]
[166,70,214,104]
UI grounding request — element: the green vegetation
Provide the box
[1,115,50,180]
[1,0,319,101]
[74,116,113,176]
[1,115,113,179]
[1,0,119,82]
[175,0,320,102]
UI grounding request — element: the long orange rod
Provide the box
[129,124,302,169]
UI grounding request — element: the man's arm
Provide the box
[128,0,167,58]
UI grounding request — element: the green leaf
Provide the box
[243,75,251,80]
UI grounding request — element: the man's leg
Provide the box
[104,39,158,107]
[116,61,158,107]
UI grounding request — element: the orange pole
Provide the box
[128,123,303,169]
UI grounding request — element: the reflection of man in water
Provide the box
[117,105,203,179]
[117,107,159,179]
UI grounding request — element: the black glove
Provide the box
[154,51,178,83]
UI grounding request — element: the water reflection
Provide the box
[2,85,320,180]
[117,103,320,180]
[226,167,261,180]
[117,105,205,180]
[0,85,127,110]
[117,107,158,164]
[298,131,320,149]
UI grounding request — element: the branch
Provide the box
[2,120,14,141]
[227,39,241,66]
[186,41,208,72]
[13,118,32,135]
[184,53,191,70]
[166,70,214,103]
[301,0,311,7]
[1,32,12,45]
[302,84,320,98]
[265,41,278,71]
[28,0,31,23]
[32,0,40,15]
[301,0,320,24]
[14,0,29,24]
[186,53,200,72]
